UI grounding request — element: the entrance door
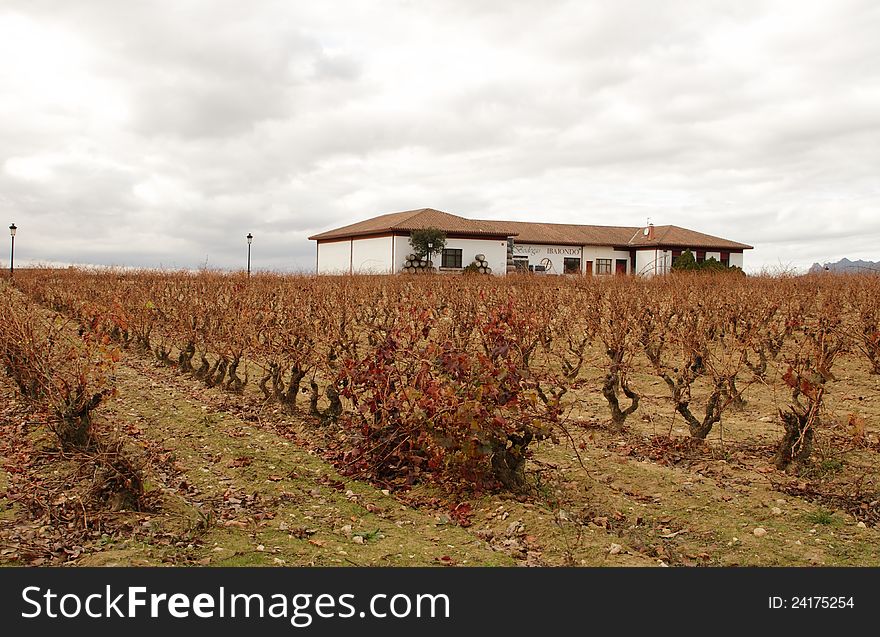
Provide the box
[615,259,627,275]
[584,261,593,276]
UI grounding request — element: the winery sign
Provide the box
[513,245,581,256]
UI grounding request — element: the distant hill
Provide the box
[809,257,880,274]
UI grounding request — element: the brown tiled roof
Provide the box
[308,208,517,240]
[479,220,751,250]
[310,209,752,250]
[484,221,637,246]
[625,225,753,250]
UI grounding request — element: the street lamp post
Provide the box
[246,232,253,277]
[427,241,434,268]
[9,223,16,279]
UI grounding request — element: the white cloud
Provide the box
[0,0,878,272]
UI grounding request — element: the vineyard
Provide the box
[1,269,878,566]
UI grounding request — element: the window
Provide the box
[563,257,581,274]
[596,259,612,275]
[441,248,462,269]
[513,256,529,272]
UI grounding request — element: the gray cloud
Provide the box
[1,0,878,272]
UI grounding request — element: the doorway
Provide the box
[615,259,627,275]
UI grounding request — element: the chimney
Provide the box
[644,223,655,241]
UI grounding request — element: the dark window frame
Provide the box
[441,248,463,269]
[596,258,612,275]
[563,257,581,274]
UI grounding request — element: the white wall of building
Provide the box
[511,244,583,274]
[317,240,352,274]
[512,243,634,275]
[635,249,672,276]
[351,236,393,273]
[635,248,745,274]
[393,235,414,272]
[393,235,507,274]
[444,238,508,274]
[583,246,633,275]
[319,236,746,275]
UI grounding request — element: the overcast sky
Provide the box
[1,0,878,273]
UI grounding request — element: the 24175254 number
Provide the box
[769,596,854,609]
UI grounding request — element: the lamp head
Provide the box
[9,223,16,238]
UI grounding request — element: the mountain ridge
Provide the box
[809,257,880,273]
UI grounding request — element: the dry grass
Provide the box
[5,341,876,567]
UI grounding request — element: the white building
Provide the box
[309,208,752,275]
